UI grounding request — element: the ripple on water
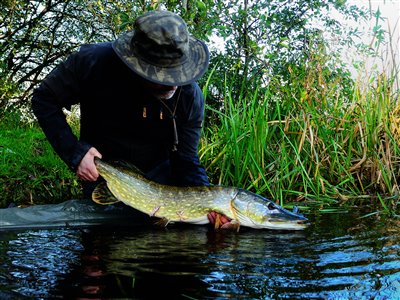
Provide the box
[0,229,83,298]
[200,215,400,299]
[0,213,399,299]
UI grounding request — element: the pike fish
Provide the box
[92,158,309,230]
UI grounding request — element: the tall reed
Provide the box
[200,51,400,212]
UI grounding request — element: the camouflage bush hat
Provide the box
[112,10,210,86]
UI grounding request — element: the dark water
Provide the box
[0,212,400,299]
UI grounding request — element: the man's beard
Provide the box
[154,88,177,100]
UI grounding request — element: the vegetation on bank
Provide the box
[200,71,400,216]
[1,61,400,215]
[0,112,82,208]
[1,1,399,217]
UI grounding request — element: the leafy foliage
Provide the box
[0,0,137,110]
[203,0,369,110]
[2,0,398,213]
[0,0,368,111]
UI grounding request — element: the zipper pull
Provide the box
[143,106,147,118]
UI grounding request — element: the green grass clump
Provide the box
[0,112,82,208]
[200,64,400,215]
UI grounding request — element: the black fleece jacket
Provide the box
[32,42,209,186]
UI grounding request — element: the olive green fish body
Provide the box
[94,158,308,230]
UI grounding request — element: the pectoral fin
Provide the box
[92,181,120,205]
[154,217,170,227]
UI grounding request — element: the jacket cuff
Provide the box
[69,141,92,171]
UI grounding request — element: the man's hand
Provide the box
[76,147,102,181]
[207,212,231,229]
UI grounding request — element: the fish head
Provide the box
[232,189,309,230]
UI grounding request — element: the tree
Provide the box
[0,0,135,111]
[0,0,368,115]
[204,0,369,106]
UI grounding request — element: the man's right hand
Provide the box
[76,147,102,181]
[207,211,232,229]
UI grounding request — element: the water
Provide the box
[0,212,400,299]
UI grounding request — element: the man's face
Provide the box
[142,80,178,100]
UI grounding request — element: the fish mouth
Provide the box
[266,208,309,229]
[236,203,310,230]
[244,213,309,230]
[268,217,309,227]
[263,218,309,230]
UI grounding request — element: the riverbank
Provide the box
[2,72,400,217]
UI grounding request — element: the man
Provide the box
[32,10,229,226]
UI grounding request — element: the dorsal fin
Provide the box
[92,181,120,205]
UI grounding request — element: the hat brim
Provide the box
[112,31,209,86]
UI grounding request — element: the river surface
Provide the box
[0,210,400,299]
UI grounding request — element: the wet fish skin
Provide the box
[93,158,308,230]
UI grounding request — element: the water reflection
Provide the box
[0,229,83,298]
[0,213,399,299]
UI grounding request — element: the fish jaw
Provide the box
[262,205,309,230]
[237,212,309,230]
[231,189,309,230]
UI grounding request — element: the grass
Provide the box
[1,38,399,217]
[0,112,82,207]
[199,56,400,215]
[2,70,399,215]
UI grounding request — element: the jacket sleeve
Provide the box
[171,84,209,186]
[31,51,92,170]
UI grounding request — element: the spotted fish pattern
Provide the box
[92,158,309,230]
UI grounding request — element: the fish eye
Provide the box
[267,202,276,210]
